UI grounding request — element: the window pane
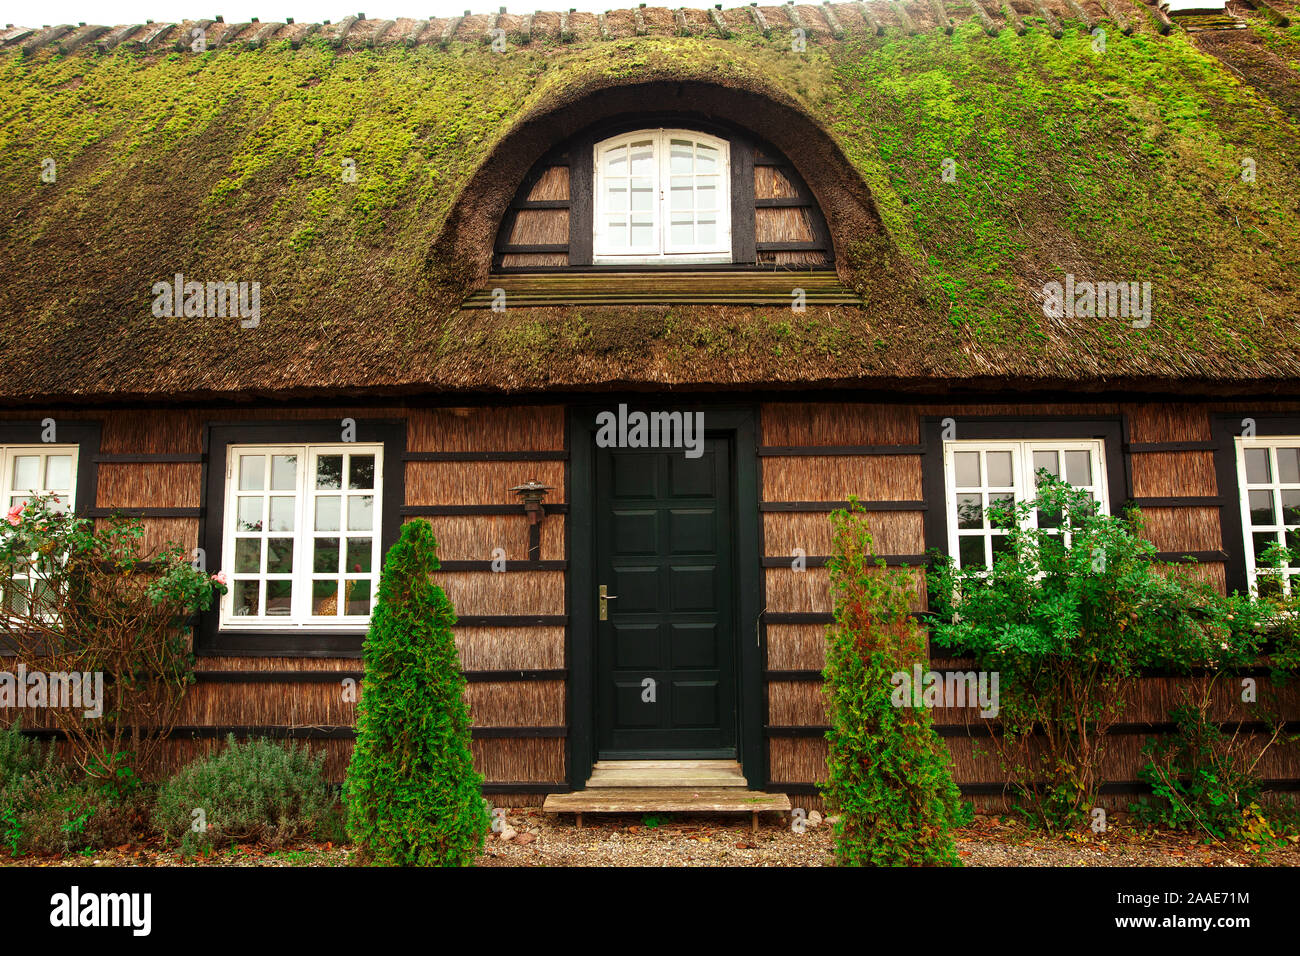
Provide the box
[312,579,339,616]
[696,217,717,245]
[345,579,372,616]
[990,532,1014,561]
[696,143,719,173]
[237,497,263,532]
[1254,530,1280,563]
[670,140,693,174]
[606,146,626,176]
[271,454,298,491]
[348,455,375,490]
[670,176,693,211]
[670,217,693,246]
[348,496,374,532]
[1279,448,1300,484]
[266,580,292,616]
[1250,489,1276,526]
[956,493,983,530]
[1064,450,1092,486]
[12,455,39,490]
[1245,448,1271,484]
[629,141,653,175]
[695,176,719,206]
[314,537,340,573]
[953,452,980,488]
[315,496,341,532]
[958,536,986,570]
[232,580,259,616]
[346,538,372,574]
[239,455,264,491]
[234,538,261,574]
[44,455,72,490]
[631,219,654,247]
[1289,529,1300,566]
[607,218,627,246]
[607,182,628,211]
[316,455,343,490]
[266,538,294,574]
[269,496,296,532]
[1283,489,1300,525]
[1032,450,1059,482]
[989,494,1015,525]
[987,451,1013,488]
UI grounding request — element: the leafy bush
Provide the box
[929,477,1261,830]
[821,501,968,866]
[1134,540,1300,841]
[0,495,225,780]
[153,735,331,855]
[344,519,489,866]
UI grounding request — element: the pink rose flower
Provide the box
[211,572,228,586]
[5,503,22,526]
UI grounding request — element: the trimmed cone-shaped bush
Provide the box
[821,502,968,866]
[344,520,489,865]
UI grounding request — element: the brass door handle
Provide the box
[599,584,618,621]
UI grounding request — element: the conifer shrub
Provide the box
[821,501,969,866]
[344,519,489,866]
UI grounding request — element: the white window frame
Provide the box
[592,128,732,264]
[219,443,384,630]
[0,444,79,619]
[943,439,1109,570]
[1234,436,1300,597]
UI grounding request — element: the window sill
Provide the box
[464,269,861,307]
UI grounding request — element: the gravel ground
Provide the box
[8,812,1297,867]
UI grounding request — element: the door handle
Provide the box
[599,584,618,621]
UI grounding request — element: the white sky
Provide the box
[0,0,1217,29]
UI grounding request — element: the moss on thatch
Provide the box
[0,7,1296,401]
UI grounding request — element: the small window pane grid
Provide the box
[0,445,78,618]
[944,440,1108,571]
[594,129,730,262]
[1236,439,1300,598]
[222,444,382,628]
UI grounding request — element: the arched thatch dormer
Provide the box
[495,117,833,271]
[438,77,891,306]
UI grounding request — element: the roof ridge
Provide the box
[0,1,1213,52]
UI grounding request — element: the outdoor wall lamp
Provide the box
[510,478,554,525]
[510,479,553,563]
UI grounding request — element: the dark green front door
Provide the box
[594,439,737,757]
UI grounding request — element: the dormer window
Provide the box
[593,130,731,264]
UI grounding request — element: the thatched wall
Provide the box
[4,398,1300,813]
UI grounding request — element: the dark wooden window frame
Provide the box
[0,419,101,519]
[567,403,763,790]
[495,114,832,272]
[198,419,405,657]
[1211,413,1300,597]
[920,416,1127,559]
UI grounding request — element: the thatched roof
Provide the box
[0,1,1297,404]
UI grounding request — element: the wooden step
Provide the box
[586,758,747,788]
[543,787,792,832]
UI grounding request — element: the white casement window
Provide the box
[0,445,78,617]
[1235,437,1300,597]
[593,129,731,264]
[220,444,383,629]
[943,440,1109,570]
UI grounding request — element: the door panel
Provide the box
[595,438,737,756]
